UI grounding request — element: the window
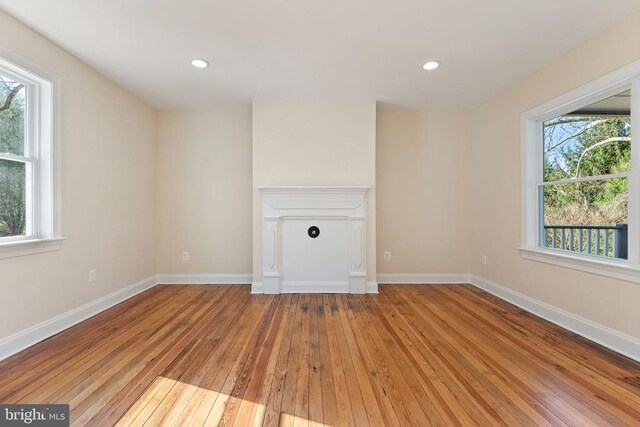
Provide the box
[0,49,61,259]
[0,74,28,239]
[541,91,630,260]
[521,62,640,282]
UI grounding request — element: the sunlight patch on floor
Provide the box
[116,376,330,426]
[279,412,332,427]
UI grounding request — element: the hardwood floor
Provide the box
[1,284,639,426]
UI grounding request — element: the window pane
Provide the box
[541,178,627,259]
[543,91,631,182]
[0,74,26,156]
[0,158,26,238]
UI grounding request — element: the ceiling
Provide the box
[1,0,639,110]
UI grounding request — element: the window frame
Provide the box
[521,60,640,283]
[0,46,62,259]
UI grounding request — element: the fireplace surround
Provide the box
[254,186,369,294]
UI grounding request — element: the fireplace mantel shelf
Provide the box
[259,186,369,194]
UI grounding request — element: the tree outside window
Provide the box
[0,75,26,238]
[541,90,630,258]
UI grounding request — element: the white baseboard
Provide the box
[0,275,157,361]
[280,282,349,293]
[251,282,264,294]
[156,273,253,285]
[377,273,470,284]
[251,281,379,294]
[470,274,640,362]
[366,281,379,293]
[4,271,636,364]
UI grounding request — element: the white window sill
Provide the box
[0,238,66,260]
[520,247,640,284]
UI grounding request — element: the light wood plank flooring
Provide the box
[1,284,639,426]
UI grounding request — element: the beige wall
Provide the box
[155,106,473,281]
[252,100,377,282]
[471,11,640,338]
[4,0,638,353]
[0,10,157,337]
[377,110,472,274]
[156,109,253,274]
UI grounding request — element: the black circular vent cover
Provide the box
[308,226,320,238]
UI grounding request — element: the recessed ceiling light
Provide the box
[423,61,440,71]
[191,59,210,69]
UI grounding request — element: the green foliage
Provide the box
[0,77,26,237]
[0,159,25,236]
[543,115,630,226]
[0,83,25,156]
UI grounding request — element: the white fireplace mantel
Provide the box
[255,186,369,294]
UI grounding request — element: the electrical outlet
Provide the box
[88,269,97,283]
[481,255,488,265]
[182,251,190,261]
[384,251,391,261]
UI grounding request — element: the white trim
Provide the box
[0,237,65,260]
[366,281,379,293]
[521,59,640,271]
[280,282,350,293]
[521,59,640,121]
[259,186,369,194]
[259,186,369,294]
[470,275,640,362]
[0,44,62,251]
[520,247,640,284]
[0,153,34,163]
[629,79,640,265]
[156,273,253,285]
[2,271,636,364]
[0,275,157,361]
[251,282,264,294]
[251,281,379,294]
[377,273,471,284]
